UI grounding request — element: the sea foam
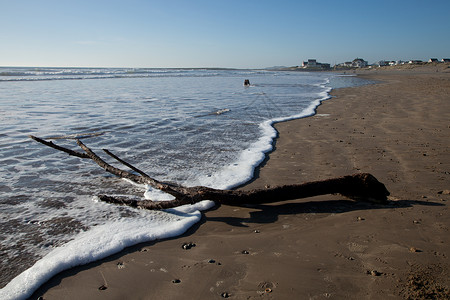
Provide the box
[0,200,214,300]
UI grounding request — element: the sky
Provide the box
[1,0,449,68]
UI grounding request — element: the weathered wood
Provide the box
[99,173,389,209]
[29,135,90,159]
[30,135,390,210]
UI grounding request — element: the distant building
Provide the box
[376,60,389,67]
[428,58,439,63]
[343,61,353,68]
[337,58,368,68]
[302,59,317,68]
[441,58,450,63]
[408,60,423,64]
[352,58,368,68]
[302,59,331,70]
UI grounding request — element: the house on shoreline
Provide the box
[336,58,369,69]
[352,58,368,68]
[301,59,331,70]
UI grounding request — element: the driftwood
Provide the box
[29,135,390,210]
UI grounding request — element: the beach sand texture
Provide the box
[32,66,450,299]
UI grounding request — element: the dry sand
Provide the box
[32,65,450,299]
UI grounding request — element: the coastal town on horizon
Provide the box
[277,57,450,71]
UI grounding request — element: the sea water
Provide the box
[0,67,371,299]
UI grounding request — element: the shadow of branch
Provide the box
[206,199,445,227]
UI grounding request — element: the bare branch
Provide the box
[30,135,183,197]
[76,139,148,184]
[99,173,390,210]
[102,148,173,190]
[29,135,90,159]
[30,135,390,211]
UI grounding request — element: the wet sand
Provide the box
[32,65,450,299]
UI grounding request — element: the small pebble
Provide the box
[265,288,272,293]
[98,285,107,290]
[242,250,249,254]
[208,259,216,264]
[254,229,260,233]
[369,270,381,276]
[221,292,230,298]
[357,216,365,221]
[182,242,196,250]
[172,279,181,284]
[413,220,420,224]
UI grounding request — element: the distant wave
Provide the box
[0,67,265,82]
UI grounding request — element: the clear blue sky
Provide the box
[1,0,449,68]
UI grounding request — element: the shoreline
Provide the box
[27,66,450,299]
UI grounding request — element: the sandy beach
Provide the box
[31,65,450,299]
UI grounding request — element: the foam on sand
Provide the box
[0,200,214,300]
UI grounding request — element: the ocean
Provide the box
[0,67,371,299]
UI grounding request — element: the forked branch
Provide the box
[29,135,390,210]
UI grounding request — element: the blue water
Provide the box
[0,67,371,299]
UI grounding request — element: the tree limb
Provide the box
[29,135,90,159]
[30,135,390,210]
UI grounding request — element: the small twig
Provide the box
[102,148,168,189]
[29,135,90,159]
[76,139,148,185]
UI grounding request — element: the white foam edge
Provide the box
[198,86,332,190]
[0,200,214,300]
[117,178,176,202]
